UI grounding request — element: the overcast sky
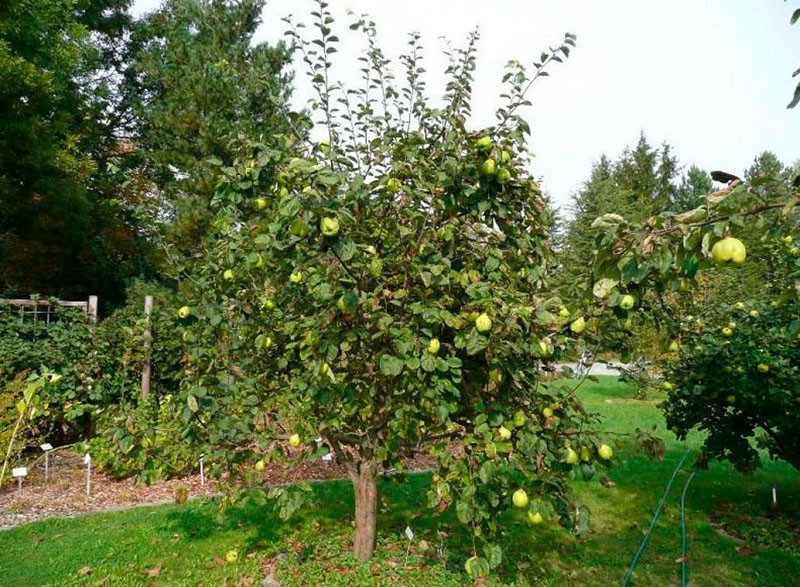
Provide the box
[131,1,800,213]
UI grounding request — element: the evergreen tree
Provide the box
[124,0,294,255]
[672,165,712,211]
[0,0,157,306]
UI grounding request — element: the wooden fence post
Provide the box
[141,295,153,398]
[88,296,98,324]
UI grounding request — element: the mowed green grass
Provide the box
[1,377,797,586]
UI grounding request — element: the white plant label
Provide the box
[12,467,27,478]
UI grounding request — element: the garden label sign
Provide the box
[12,467,27,495]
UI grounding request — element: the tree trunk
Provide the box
[352,461,378,560]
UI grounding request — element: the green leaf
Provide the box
[379,354,404,376]
[788,83,800,109]
[483,543,503,568]
[405,357,420,370]
[187,395,199,412]
[16,399,26,416]
[465,330,489,356]
[333,238,356,262]
[682,255,700,278]
[278,196,301,217]
[478,460,495,484]
[456,500,473,524]
[620,259,648,283]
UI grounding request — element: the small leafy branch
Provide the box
[788,1,800,108]
[0,371,51,489]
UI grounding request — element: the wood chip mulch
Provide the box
[1,449,435,531]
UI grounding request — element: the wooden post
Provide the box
[87,296,98,325]
[141,295,153,398]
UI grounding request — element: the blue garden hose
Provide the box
[680,471,697,587]
[621,449,692,587]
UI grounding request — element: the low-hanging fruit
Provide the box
[465,556,479,577]
[513,410,526,427]
[528,510,544,524]
[428,338,440,354]
[721,327,733,337]
[254,197,267,210]
[480,158,498,177]
[289,271,303,284]
[565,447,579,464]
[475,136,493,151]
[225,550,238,563]
[559,307,571,318]
[178,306,191,319]
[385,177,402,193]
[619,294,635,311]
[598,444,613,460]
[475,313,492,333]
[512,488,529,508]
[570,317,586,334]
[289,434,301,448]
[757,363,769,373]
[321,216,339,237]
[711,237,746,265]
[223,269,235,281]
[543,407,554,419]
[496,168,511,184]
[255,460,266,472]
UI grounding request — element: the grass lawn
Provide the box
[1,377,797,586]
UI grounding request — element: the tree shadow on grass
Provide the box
[158,454,800,586]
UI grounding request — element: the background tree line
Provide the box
[0,0,291,310]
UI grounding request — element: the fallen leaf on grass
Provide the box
[735,545,753,556]
[212,556,225,565]
[33,535,45,544]
[78,566,92,576]
[170,534,181,544]
[235,577,254,586]
[145,564,162,577]
[600,476,616,488]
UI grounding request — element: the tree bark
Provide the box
[352,461,378,560]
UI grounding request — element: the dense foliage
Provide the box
[587,156,800,471]
[124,0,293,256]
[0,0,158,306]
[0,284,185,468]
[170,4,613,570]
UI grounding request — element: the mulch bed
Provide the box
[1,449,436,531]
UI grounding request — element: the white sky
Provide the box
[131,0,800,213]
